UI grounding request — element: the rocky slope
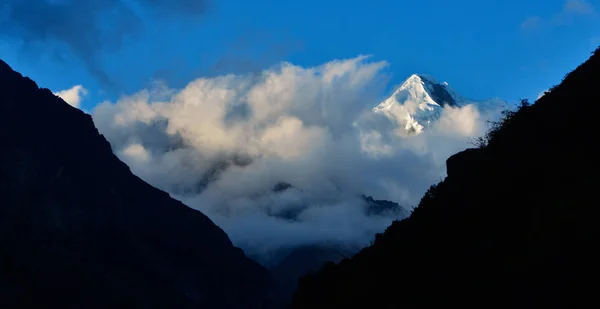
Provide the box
[0,59,277,308]
[289,47,600,308]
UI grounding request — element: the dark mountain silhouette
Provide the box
[269,245,355,304]
[361,195,409,218]
[289,47,600,309]
[0,60,277,308]
[264,193,408,306]
[262,184,410,305]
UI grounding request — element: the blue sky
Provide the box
[1,0,599,111]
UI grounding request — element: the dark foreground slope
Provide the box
[0,60,276,308]
[290,48,600,309]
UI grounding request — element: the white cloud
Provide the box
[520,16,543,32]
[555,0,597,24]
[521,0,597,32]
[564,0,596,15]
[537,90,548,100]
[122,143,151,162]
[91,56,505,262]
[54,85,87,108]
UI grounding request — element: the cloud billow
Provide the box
[54,85,88,108]
[92,56,503,260]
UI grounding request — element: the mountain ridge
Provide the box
[289,47,600,308]
[0,59,278,308]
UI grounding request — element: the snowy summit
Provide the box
[372,74,508,134]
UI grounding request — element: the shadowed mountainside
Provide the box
[264,194,408,305]
[0,60,277,308]
[270,245,354,304]
[289,47,600,308]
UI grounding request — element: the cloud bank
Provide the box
[92,56,506,261]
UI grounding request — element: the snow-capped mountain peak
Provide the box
[373,74,460,112]
[370,74,507,135]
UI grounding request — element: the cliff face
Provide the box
[289,48,600,309]
[0,60,276,308]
